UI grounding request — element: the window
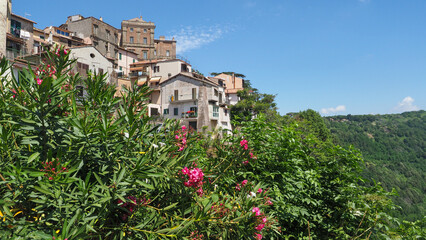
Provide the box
[105,44,108,52]
[174,108,178,116]
[130,37,134,43]
[106,30,110,40]
[93,24,98,34]
[98,68,104,75]
[144,29,147,33]
[154,50,157,56]
[133,59,135,63]
[190,107,198,113]
[214,89,218,96]
[154,66,160,73]
[143,37,147,44]
[174,90,179,101]
[115,34,118,43]
[130,27,133,32]
[119,52,122,60]
[143,51,147,59]
[225,109,228,116]
[10,19,21,38]
[213,106,219,117]
[166,50,170,57]
[119,66,123,71]
[163,108,169,115]
[40,35,45,40]
[192,88,197,100]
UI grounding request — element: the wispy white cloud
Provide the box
[169,25,231,55]
[393,96,420,113]
[320,105,346,115]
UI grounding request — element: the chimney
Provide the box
[99,16,103,21]
[159,36,165,40]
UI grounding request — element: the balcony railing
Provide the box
[212,112,219,118]
[6,47,28,60]
[181,112,198,118]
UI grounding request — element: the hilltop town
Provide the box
[0,0,244,131]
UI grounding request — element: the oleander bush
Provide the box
[0,46,417,239]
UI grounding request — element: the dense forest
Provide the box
[324,111,426,222]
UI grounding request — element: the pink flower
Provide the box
[243,144,248,150]
[196,187,204,196]
[182,125,187,131]
[242,160,249,165]
[48,177,53,181]
[182,167,189,175]
[184,181,190,187]
[262,217,267,223]
[266,200,273,205]
[254,233,262,240]
[252,207,260,216]
[178,146,184,151]
[36,78,43,85]
[175,135,180,140]
[249,152,254,158]
[240,139,248,147]
[235,183,241,191]
[257,188,263,194]
[64,49,68,55]
[255,224,265,231]
[241,179,248,186]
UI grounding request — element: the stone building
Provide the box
[121,17,176,60]
[62,15,121,66]
[6,13,35,61]
[0,0,12,58]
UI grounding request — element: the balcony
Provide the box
[6,47,28,61]
[181,111,198,118]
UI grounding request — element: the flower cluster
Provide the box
[189,230,204,240]
[40,160,67,180]
[235,179,249,191]
[240,139,257,165]
[181,164,204,196]
[175,125,188,151]
[117,196,150,221]
[35,63,56,79]
[251,207,268,239]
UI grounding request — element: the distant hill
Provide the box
[324,110,426,221]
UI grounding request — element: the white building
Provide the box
[70,46,114,83]
[160,72,231,132]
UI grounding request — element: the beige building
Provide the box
[117,47,138,77]
[211,73,245,105]
[121,17,176,60]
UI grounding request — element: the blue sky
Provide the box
[13,0,426,115]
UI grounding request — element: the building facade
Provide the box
[6,13,35,61]
[212,73,245,105]
[63,15,120,65]
[0,0,12,58]
[160,73,231,131]
[121,17,176,60]
[70,46,114,84]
